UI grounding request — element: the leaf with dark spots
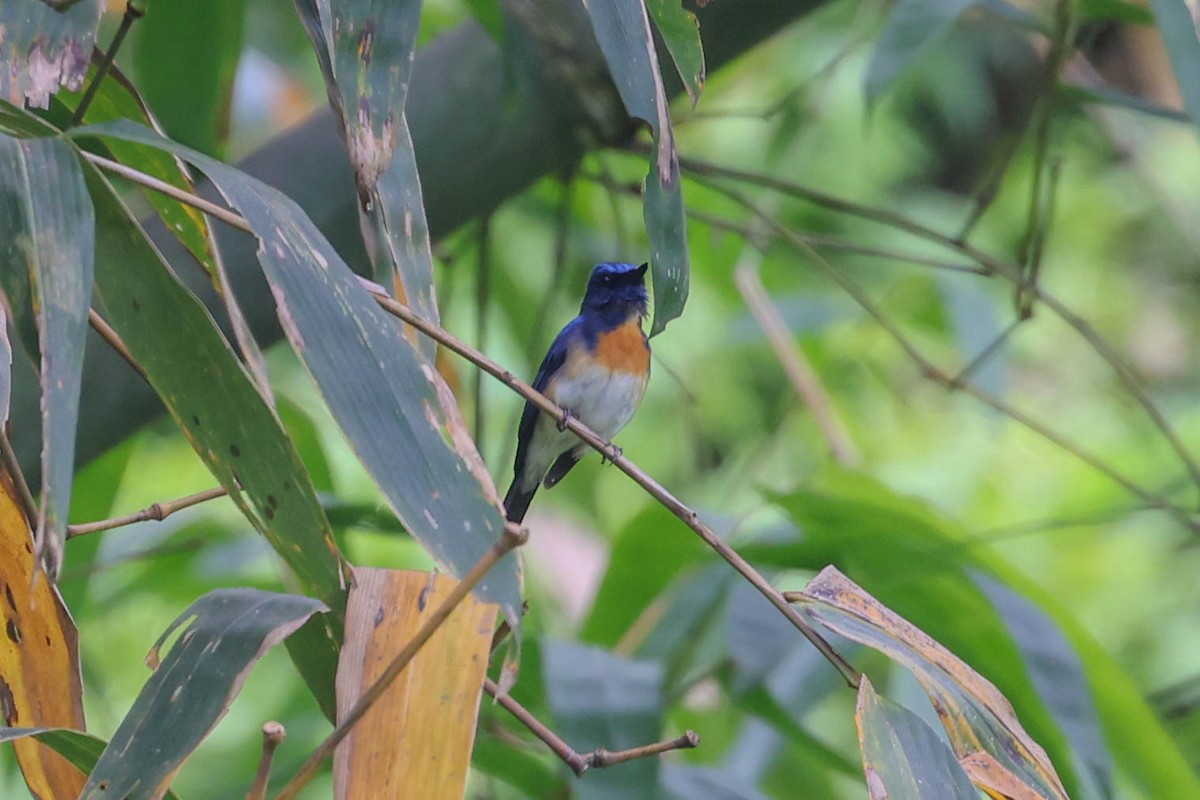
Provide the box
[74,119,522,627]
[0,471,85,798]
[0,134,94,581]
[0,0,102,108]
[81,159,349,720]
[75,590,323,799]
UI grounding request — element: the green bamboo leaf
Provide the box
[294,0,440,347]
[0,728,183,800]
[0,134,93,580]
[83,163,348,719]
[0,0,102,108]
[543,640,665,800]
[73,120,522,625]
[583,0,690,336]
[79,589,326,799]
[864,0,976,105]
[580,504,708,647]
[132,0,246,157]
[645,0,705,108]
[855,676,979,799]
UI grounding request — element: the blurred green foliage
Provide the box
[5,0,1200,796]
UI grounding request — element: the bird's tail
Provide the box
[504,479,537,524]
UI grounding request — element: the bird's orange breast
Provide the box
[593,319,650,375]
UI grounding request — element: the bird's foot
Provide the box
[601,443,622,464]
[557,407,576,432]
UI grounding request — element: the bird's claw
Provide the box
[557,407,575,432]
[601,444,622,465]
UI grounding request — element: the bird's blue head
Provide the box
[580,262,649,323]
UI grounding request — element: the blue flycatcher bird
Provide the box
[504,262,651,523]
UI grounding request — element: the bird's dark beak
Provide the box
[637,262,649,278]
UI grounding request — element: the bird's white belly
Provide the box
[525,365,647,480]
[551,363,646,438]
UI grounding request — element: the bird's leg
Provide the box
[601,443,622,464]
[557,407,576,432]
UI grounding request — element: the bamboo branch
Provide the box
[88,308,148,380]
[247,722,286,800]
[367,289,859,687]
[709,181,1200,534]
[67,486,229,539]
[483,678,698,776]
[71,2,144,126]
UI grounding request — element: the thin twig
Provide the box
[367,290,860,688]
[587,731,700,769]
[735,262,858,466]
[70,1,144,126]
[274,523,528,800]
[658,150,1200,497]
[67,486,229,539]
[0,429,37,526]
[483,678,698,776]
[947,318,1023,389]
[247,722,286,800]
[712,183,1200,534]
[484,677,587,775]
[81,151,252,233]
[88,308,148,380]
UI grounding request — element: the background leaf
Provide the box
[132,0,246,157]
[864,0,977,104]
[645,0,705,108]
[0,728,182,800]
[543,640,665,800]
[80,588,326,799]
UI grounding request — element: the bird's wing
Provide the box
[511,317,581,485]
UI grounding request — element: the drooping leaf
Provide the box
[73,120,522,625]
[132,0,246,157]
[855,675,979,799]
[295,0,440,349]
[644,149,689,338]
[0,0,102,108]
[83,163,348,719]
[583,0,690,336]
[1150,0,1200,130]
[80,588,327,799]
[334,569,496,798]
[792,566,1069,800]
[645,0,705,107]
[543,640,664,800]
[0,134,93,580]
[864,0,976,105]
[0,728,183,800]
[0,476,86,798]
